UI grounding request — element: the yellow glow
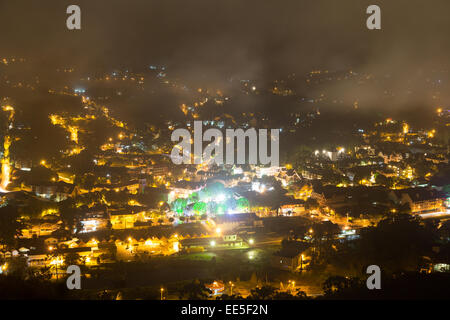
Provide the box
[50,257,64,265]
[403,123,409,134]
[1,105,14,192]
[68,126,79,143]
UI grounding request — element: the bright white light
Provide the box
[216,194,226,202]
[249,238,254,245]
[210,240,216,247]
[251,182,266,193]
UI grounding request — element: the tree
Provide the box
[189,192,199,203]
[64,252,82,267]
[58,198,78,231]
[356,214,436,273]
[192,202,207,215]
[178,280,211,299]
[172,198,187,215]
[0,206,24,248]
[375,173,389,186]
[322,276,361,296]
[248,285,277,300]
[305,198,319,210]
[236,197,250,212]
[74,173,97,190]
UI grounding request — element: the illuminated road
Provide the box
[419,210,450,219]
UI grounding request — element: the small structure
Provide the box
[205,281,225,296]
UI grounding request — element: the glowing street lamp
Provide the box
[160,288,164,300]
[229,281,234,295]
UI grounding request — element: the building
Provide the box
[80,206,110,233]
[31,181,78,202]
[271,241,311,272]
[280,199,306,216]
[109,206,147,229]
[180,234,245,252]
[213,213,263,232]
[389,188,446,214]
[147,164,169,177]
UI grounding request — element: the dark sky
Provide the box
[0,0,449,80]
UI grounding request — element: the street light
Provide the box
[229,281,234,296]
[300,254,304,273]
[249,238,254,245]
[160,288,164,300]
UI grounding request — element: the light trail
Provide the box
[0,104,14,192]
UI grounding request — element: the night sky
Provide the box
[1,0,449,78]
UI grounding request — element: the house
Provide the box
[80,206,110,233]
[301,168,323,180]
[280,199,306,216]
[27,246,102,268]
[91,179,141,193]
[169,180,204,200]
[109,206,147,229]
[147,164,169,177]
[21,221,61,238]
[31,181,78,201]
[378,151,403,164]
[213,213,263,232]
[389,187,446,214]
[180,234,244,252]
[271,241,311,272]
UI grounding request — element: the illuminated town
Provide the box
[0,1,449,300]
